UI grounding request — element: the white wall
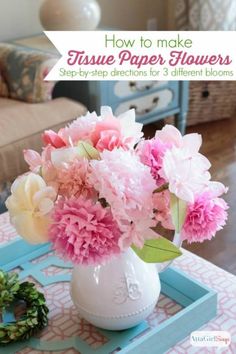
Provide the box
[0,0,43,41]
[0,0,168,41]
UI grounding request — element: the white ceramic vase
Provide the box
[70,248,160,330]
[70,233,181,330]
[39,0,101,31]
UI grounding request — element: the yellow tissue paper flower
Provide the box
[6,173,56,244]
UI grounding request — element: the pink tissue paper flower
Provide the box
[137,138,172,186]
[153,190,174,230]
[42,129,67,148]
[23,149,42,173]
[182,191,228,243]
[61,107,143,151]
[90,116,124,152]
[57,158,96,199]
[61,111,101,145]
[89,148,157,249]
[24,146,58,188]
[90,107,143,152]
[49,196,121,265]
[154,125,212,203]
[106,107,143,148]
[155,124,202,154]
[161,146,211,203]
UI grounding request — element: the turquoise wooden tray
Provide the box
[0,239,217,354]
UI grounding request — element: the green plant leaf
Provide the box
[132,237,182,263]
[170,193,187,233]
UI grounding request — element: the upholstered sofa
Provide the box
[0,97,86,182]
[0,44,87,211]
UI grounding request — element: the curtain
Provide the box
[175,0,236,30]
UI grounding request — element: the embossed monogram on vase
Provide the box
[113,273,142,304]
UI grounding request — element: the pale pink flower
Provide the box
[182,191,228,243]
[23,149,42,173]
[95,130,125,152]
[137,138,172,186]
[155,124,202,153]
[61,111,101,145]
[51,147,84,168]
[90,116,124,152]
[49,196,121,265]
[91,107,143,152]
[23,145,56,184]
[120,220,158,250]
[205,181,228,196]
[24,146,58,189]
[161,146,211,203]
[155,124,183,147]
[114,107,143,147]
[89,148,156,249]
[153,190,174,230]
[57,158,96,199]
[42,129,67,148]
[41,146,58,187]
[61,107,143,151]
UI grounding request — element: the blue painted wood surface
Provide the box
[0,238,217,353]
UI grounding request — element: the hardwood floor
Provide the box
[143,118,236,275]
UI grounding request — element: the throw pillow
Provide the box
[0,72,9,98]
[0,44,57,103]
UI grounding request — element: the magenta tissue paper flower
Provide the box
[182,191,228,243]
[49,196,121,265]
[137,138,172,187]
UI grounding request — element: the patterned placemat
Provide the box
[0,212,235,353]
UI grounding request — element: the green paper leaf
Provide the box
[132,237,182,263]
[170,193,187,233]
[77,141,100,160]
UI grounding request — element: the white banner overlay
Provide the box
[45,31,236,81]
[190,331,231,347]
